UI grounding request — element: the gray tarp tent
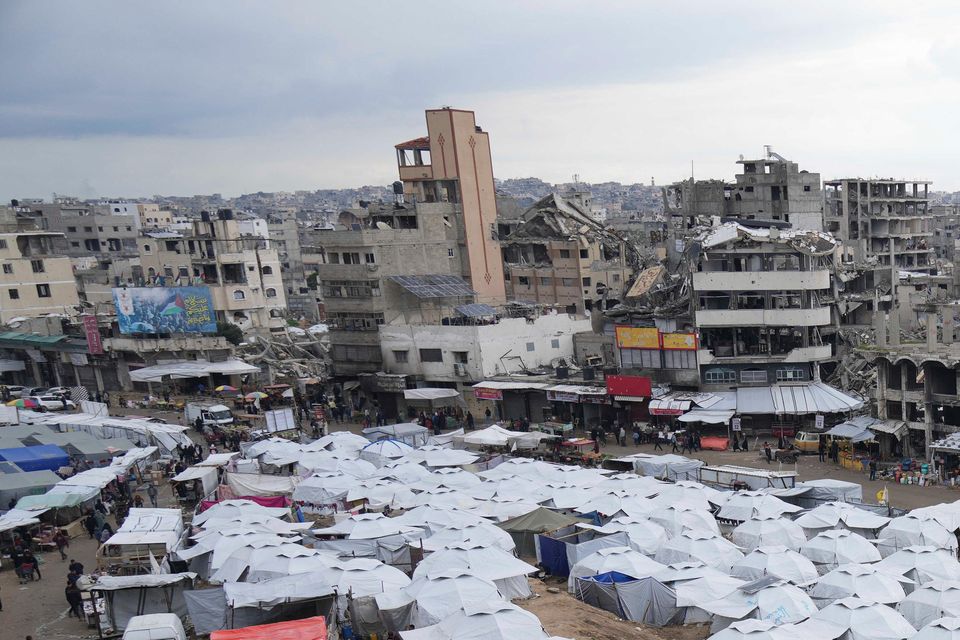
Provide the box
[0,469,62,506]
[574,572,684,627]
[82,573,196,633]
[497,507,585,557]
[628,454,704,481]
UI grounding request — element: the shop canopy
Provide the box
[825,422,875,443]
[677,410,735,425]
[736,382,864,415]
[472,381,550,391]
[648,399,691,416]
[211,616,327,640]
[129,359,260,382]
[403,388,463,407]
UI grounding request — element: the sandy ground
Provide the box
[4,406,956,639]
[520,577,710,640]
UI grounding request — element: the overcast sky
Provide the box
[4,1,960,200]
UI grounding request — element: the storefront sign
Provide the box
[606,375,652,399]
[547,391,580,403]
[69,353,89,366]
[473,387,503,401]
[661,332,698,350]
[615,326,659,349]
[732,417,742,432]
[579,394,611,405]
[83,314,104,355]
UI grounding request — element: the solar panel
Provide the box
[740,575,783,594]
[455,303,497,317]
[389,274,476,298]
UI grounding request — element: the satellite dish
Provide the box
[376,221,392,231]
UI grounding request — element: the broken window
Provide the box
[518,276,530,286]
[453,351,468,364]
[419,348,443,362]
[776,367,806,382]
[393,350,409,363]
[579,249,589,259]
[559,249,571,259]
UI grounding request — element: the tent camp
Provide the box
[497,506,586,558]
[81,573,197,633]
[363,423,430,448]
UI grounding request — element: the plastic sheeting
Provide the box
[225,472,299,497]
[85,573,196,632]
[625,453,704,481]
[574,572,684,627]
[211,616,327,640]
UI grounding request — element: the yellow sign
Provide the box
[616,326,659,349]
[661,332,698,350]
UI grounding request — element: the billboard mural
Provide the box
[615,326,659,349]
[112,287,217,334]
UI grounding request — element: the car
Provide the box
[793,431,824,454]
[20,386,46,398]
[45,386,71,397]
[3,385,26,396]
[29,395,76,411]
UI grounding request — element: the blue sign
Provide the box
[112,287,217,334]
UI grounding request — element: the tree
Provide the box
[216,321,244,346]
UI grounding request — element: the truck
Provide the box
[184,402,234,430]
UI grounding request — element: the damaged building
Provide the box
[500,193,634,313]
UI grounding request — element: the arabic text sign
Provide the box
[615,326,660,349]
[113,287,216,334]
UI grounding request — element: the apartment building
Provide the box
[302,201,470,376]
[824,178,933,271]
[501,193,633,313]
[693,221,836,389]
[396,108,506,304]
[265,214,316,321]
[138,210,287,333]
[931,204,960,263]
[0,231,81,322]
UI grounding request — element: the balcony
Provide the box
[399,165,433,181]
[696,306,831,327]
[693,270,830,291]
[698,344,832,365]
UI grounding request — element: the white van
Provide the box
[122,614,186,640]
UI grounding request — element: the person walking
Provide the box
[66,580,83,618]
[84,511,97,539]
[654,430,664,451]
[54,529,68,561]
[147,483,158,508]
[869,457,878,481]
[618,425,626,447]
[818,437,826,463]
[763,442,772,464]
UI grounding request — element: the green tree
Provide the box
[216,321,244,346]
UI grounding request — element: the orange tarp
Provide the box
[211,616,327,640]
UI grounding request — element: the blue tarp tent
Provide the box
[0,444,69,472]
[574,571,684,627]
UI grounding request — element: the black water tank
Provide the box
[219,208,234,220]
[200,211,211,222]
[555,366,569,379]
[392,181,404,195]
[582,367,596,381]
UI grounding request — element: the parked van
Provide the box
[793,431,823,454]
[121,614,186,640]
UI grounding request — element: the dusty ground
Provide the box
[519,577,710,640]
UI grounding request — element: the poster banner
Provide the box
[473,387,503,401]
[112,287,216,334]
[615,326,659,349]
[661,332,698,350]
[82,314,104,354]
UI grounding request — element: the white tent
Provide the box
[212,542,316,583]
[576,517,668,556]
[731,546,819,586]
[811,563,909,606]
[732,516,807,552]
[878,546,960,589]
[401,571,504,627]
[401,446,479,468]
[330,558,411,597]
[912,503,960,533]
[462,425,525,447]
[245,548,340,582]
[914,617,960,640]
[567,546,670,593]
[898,582,960,630]
[193,500,289,526]
[645,505,721,537]
[876,516,959,558]
[708,618,846,640]
[392,506,487,532]
[717,492,802,522]
[814,597,916,640]
[801,530,881,572]
[313,513,422,540]
[296,453,377,479]
[363,423,430,447]
[412,543,537,600]
[359,439,415,467]
[655,531,745,572]
[698,580,818,627]
[794,479,863,503]
[794,502,891,539]
[419,523,516,553]
[400,601,550,640]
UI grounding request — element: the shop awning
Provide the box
[677,409,735,425]
[825,422,875,442]
[870,420,909,440]
[736,382,864,415]
[403,388,460,401]
[546,384,609,404]
[0,359,25,372]
[472,381,550,391]
[129,359,260,382]
[648,399,691,415]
